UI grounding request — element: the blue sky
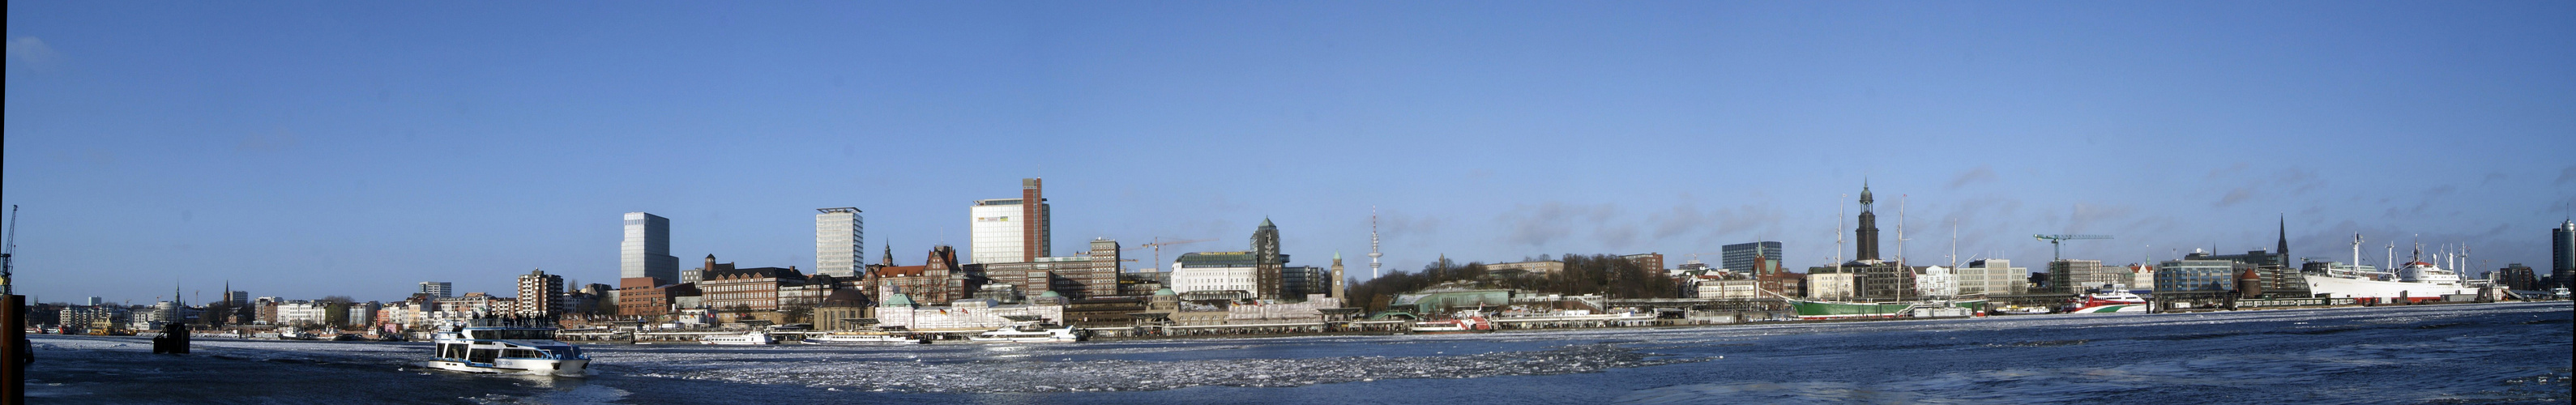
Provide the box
[7,2,2573,304]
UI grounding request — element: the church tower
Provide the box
[1856,181,1882,262]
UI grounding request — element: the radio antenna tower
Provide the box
[1369,207,1384,279]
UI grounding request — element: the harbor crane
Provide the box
[1124,237,1215,271]
[2033,234,2112,262]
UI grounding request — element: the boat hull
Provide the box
[1790,300,1986,320]
[2066,304,2148,313]
[421,358,589,377]
[2306,275,2472,302]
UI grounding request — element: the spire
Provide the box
[1260,217,1275,228]
[1860,178,1874,207]
[2276,215,2288,257]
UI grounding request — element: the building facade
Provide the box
[1956,259,2027,296]
[969,178,1051,264]
[2048,260,2130,292]
[977,239,1124,300]
[1722,241,1784,275]
[2556,219,2574,278]
[2157,259,2241,292]
[1254,219,1284,300]
[418,282,453,299]
[702,266,809,313]
[1173,251,1260,295]
[815,207,865,277]
[622,212,680,284]
[515,269,566,318]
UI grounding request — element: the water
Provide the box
[23,301,2570,404]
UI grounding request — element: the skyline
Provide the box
[7,2,2574,303]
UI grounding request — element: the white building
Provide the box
[1915,266,1958,298]
[814,207,865,277]
[1957,259,2027,296]
[276,301,331,326]
[874,297,1065,331]
[1807,272,1856,301]
[968,178,1049,264]
[1171,251,1260,294]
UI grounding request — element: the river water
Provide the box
[23,301,2571,404]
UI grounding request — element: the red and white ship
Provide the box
[2061,285,2148,313]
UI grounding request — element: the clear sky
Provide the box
[7,2,2573,305]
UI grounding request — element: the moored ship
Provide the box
[700,330,776,345]
[805,330,929,345]
[2061,285,2149,313]
[1409,316,1495,334]
[424,324,590,377]
[2305,237,2480,303]
[1787,298,1987,320]
[2305,261,2476,302]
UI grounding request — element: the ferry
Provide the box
[970,325,1082,343]
[700,330,775,345]
[804,330,929,345]
[1409,316,1495,334]
[424,326,591,377]
[2061,285,2149,313]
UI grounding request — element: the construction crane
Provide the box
[2033,234,2112,262]
[1124,237,1215,271]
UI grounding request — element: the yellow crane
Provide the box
[2034,234,2112,262]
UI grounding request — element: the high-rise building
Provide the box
[970,178,1051,264]
[815,207,865,278]
[1722,241,1784,275]
[418,282,453,299]
[1254,218,1284,301]
[2554,219,2574,278]
[516,269,565,318]
[622,212,679,284]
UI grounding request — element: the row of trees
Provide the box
[1344,254,1681,312]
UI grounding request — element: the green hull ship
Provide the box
[1788,299,1988,320]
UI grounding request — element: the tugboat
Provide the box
[423,321,590,377]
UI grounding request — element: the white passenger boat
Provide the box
[804,330,929,345]
[424,326,590,377]
[970,325,1082,343]
[700,330,775,345]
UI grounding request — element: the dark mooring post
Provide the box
[5,294,28,405]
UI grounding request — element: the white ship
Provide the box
[2306,237,2477,302]
[423,326,591,377]
[700,330,775,345]
[803,330,929,345]
[2305,261,2476,302]
[970,325,1081,343]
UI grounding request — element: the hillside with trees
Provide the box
[1345,254,1679,312]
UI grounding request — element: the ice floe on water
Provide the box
[622,343,1703,393]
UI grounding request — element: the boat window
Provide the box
[468,348,498,364]
[502,349,545,359]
